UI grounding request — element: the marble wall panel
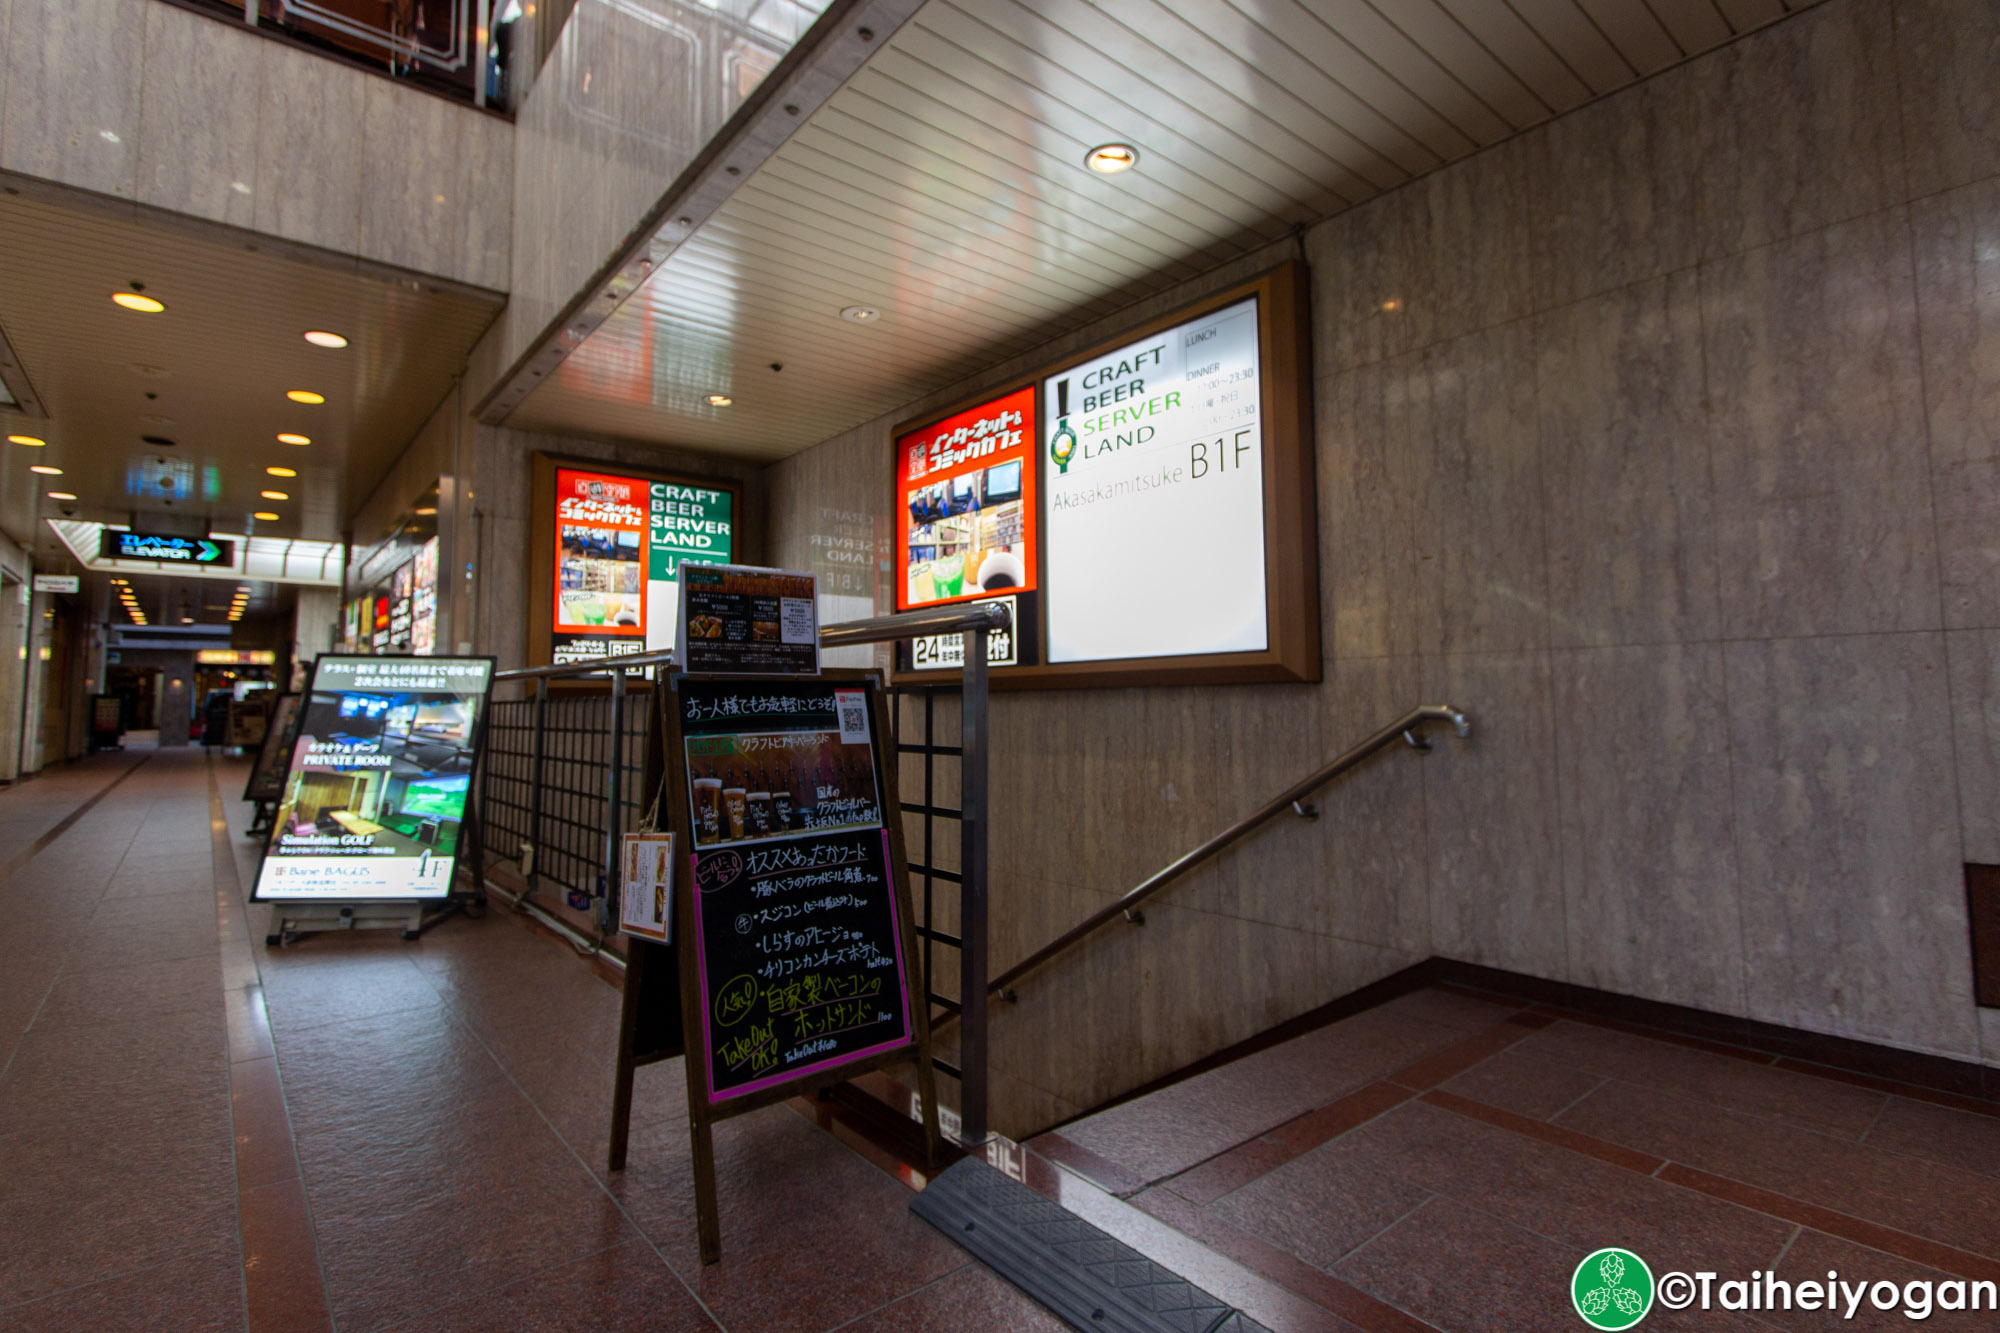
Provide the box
[1319,656,1434,957]
[1552,643,1745,1014]
[1702,208,1940,639]
[0,0,143,199]
[1413,320,1552,658]
[457,116,514,293]
[1306,138,1532,376]
[1536,271,1720,648]
[1946,629,2000,865]
[1892,0,2000,199]
[253,40,365,257]
[1524,62,1698,311]
[1911,177,2000,629]
[1691,0,1906,260]
[1318,350,1429,661]
[1421,650,1565,980]
[135,3,259,228]
[1725,632,1978,1060]
[358,79,462,281]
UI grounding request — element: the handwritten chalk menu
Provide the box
[678,564,819,675]
[1041,294,1268,663]
[677,677,909,1103]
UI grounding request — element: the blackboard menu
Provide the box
[677,677,910,1103]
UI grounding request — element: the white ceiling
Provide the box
[504,0,1821,458]
[0,188,502,552]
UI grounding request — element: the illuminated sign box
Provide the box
[101,530,235,565]
[530,457,739,668]
[891,262,1318,689]
[196,650,278,665]
[895,385,1037,612]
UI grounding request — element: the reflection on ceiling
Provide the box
[0,189,503,550]
[509,0,1821,460]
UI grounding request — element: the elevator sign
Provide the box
[102,531,234,565]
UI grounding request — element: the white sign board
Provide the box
[32,574,79,594]
[619,832,675,942]
[1040,296,1268,664]
[908,595,1019,671]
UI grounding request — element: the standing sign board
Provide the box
[250,657,494,903]
[608,619,938,1263]
[244,694,303,800]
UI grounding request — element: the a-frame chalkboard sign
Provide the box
[607,668,940,1264]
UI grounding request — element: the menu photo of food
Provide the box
[896,384,1036,611]
[557,523,643,630]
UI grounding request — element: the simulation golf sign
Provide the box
[250,656,495,903]
[101,530,234,565]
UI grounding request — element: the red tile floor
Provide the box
[3,748,1999,1332]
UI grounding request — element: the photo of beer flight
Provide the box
[684,728,881,849]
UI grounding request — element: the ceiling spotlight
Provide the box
[707,394,733,406]
[28,465,61,475]
[839,305,880,324]
[266,466,297,478]
[260,490,289,501]
[46,491,76,501]
[8,435,46,447]
[253,511,279,521]
[412,506,437,516]
[112,292,166,313]
[277,433,310,446]
[303,330,348,348]
[1085,143,1139,174]
[286,390,325,404]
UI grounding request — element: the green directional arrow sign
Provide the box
[198,539,220,562]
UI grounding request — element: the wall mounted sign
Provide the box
[534,459,738,667]
[250,656,494,902]
[31,574,79,594]
[101,531,234,565]
[677,564,818,676]
[196,649,278,665]
[889,262,1318,689]
[894,385,1036,612]
[908,595,1019,671]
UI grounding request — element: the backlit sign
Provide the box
[895,385,1036,611]
[1040,295,1267,663]
[552,466,734,665]
[102,531,235,565]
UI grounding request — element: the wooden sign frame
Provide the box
[606,668,940,1264]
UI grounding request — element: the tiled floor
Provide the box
[5,747,1999,1333]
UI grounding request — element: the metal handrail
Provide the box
[988,704,1471,998]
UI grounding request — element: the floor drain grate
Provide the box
[910,1158,1271,1333]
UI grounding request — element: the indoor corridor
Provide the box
[3,750,1997,1332]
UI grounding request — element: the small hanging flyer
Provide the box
[618,831,676,942]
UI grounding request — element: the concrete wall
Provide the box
[763,0,2000,1135]
[0,0,511,292]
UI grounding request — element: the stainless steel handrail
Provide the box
[988,704,1471,999]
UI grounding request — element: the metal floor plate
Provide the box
[910,1158,1271,1333]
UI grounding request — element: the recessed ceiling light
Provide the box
[1085,143,1139,174]
[8,435,46,447]
[253,511,279,521]
[412,506,437,516]
[286,390,325,404]
[839,305,880,324]
[266,466,297,477]
[112,292,166,313]
[707,394,733,406]
[277,433,311,446]
[46,491,76,501]
[303,330,348,349]
[260,490,289,501]
[29,465,61,475]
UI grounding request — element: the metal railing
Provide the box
[466,601,1009,1139]
[987,705,1472,999]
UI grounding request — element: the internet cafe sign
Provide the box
[889,262,1319,688]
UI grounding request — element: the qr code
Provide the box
[835,690,869,744]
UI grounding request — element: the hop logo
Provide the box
[1571,1249,1653,1329]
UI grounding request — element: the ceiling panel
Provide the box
[0,192,502,551]
[507,0,1823,457]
